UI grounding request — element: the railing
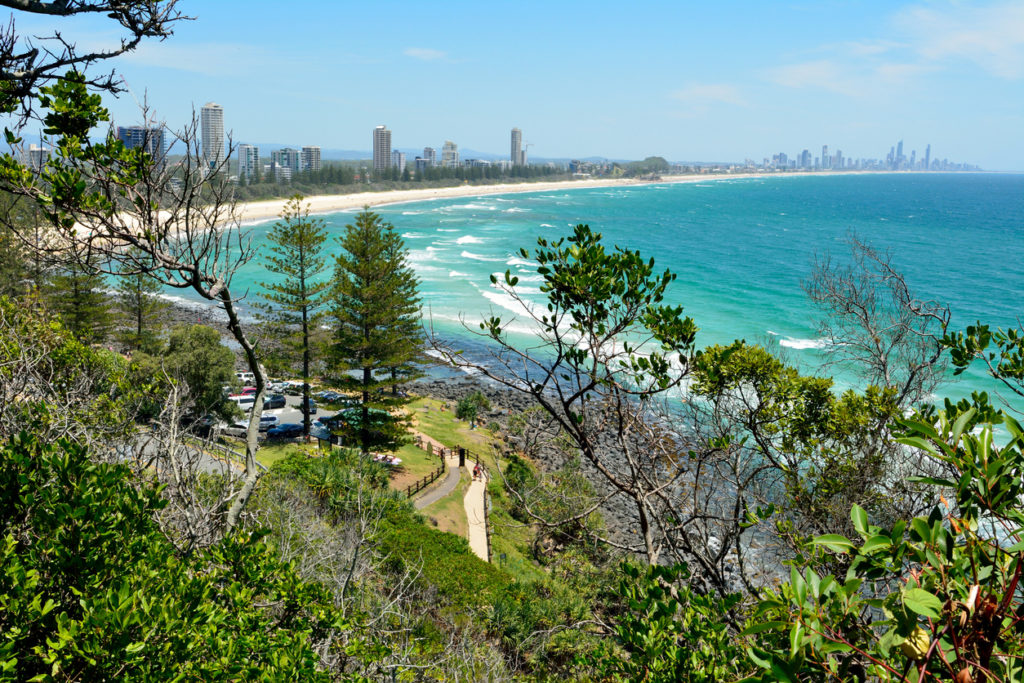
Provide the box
[414,436,493,562]
[406,459,446,498]
[185,435,268,473]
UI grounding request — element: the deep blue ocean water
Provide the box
[178,173,1024,411]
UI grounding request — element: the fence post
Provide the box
[458,446,465,467]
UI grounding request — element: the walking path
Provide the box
[411,430,460,510]
[464,466,489,562]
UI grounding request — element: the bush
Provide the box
[0,432,348,680]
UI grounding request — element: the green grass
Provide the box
[420,469,470,538]
[255,441,321,468]
[389,441,444,493]
[408,397,494,453]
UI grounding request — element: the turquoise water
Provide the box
[204,173,1024,410]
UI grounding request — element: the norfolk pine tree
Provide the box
[330,209,423,453]
[116,248,168,352]
[256,193,327,438]
[257,195,329,439]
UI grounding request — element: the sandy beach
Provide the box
[235,170,849,224]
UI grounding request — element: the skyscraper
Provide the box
[896,140,904,169]
[511,128,522,165]
[21,144,50,172]
[392,150,406,173]
[821,145,830,170]
[441,140,458,167]
[301,146,321,173]
[200,102,224,170]
[422,147,436,165]
[238,144,260,179]
[117,125,166,170]
[373,125,392,172]
[924,144,931,171]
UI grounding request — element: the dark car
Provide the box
[318,391,344,403]
[300,398,317,415]
[267,423,303,439]
[263,393,286,409]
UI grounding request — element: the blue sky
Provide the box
[15,0,1024,169]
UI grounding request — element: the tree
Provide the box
[116,248,167,352]
[258,194,329,439]
[456,390,491,428]
[432,224,713,578]
[945,322,1024,413]
[0,1,186,118]
[804,234,950,408]
[329,209,423,454]
[160,324,236,418]
[45,252,113,344]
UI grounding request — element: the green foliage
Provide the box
[329,209,424,452]
[621,156,670,177]
[115,251,167,352]
[593,563,749,682]
[158,324,236,417]
[258,194,330,437]
[0,432,350,681]
[455,390,490,427]
[486,223,697,397]
[744,401,1024,682]
[0,296,145,443]
[693,341,903,541]
[945,321,1024,404]
[378,518,507,608]
[44,256,113,345]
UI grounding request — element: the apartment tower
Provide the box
[511,128,522,165]
[373,125,392,172]
[200,102,224,170]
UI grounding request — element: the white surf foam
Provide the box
[461,250,504,262]
[779,337,828,350]
[455,235,483,245]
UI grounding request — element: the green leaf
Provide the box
[903,588,943,618]
[851,505,868,535]
[811,534,855,553]
[860,535,892,554]
[741,620,790,636]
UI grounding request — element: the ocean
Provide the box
[184,172,1024,412]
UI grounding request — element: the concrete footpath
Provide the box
[464,466,489,562]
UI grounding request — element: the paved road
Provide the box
[413,453,461,509]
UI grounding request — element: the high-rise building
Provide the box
[924,144,931,171]
[117,125,166,170]
[392,150,406,173]
[238,144,260,179]
[271,147,301,182]
[21,144,50,172]
[441,140,458,167]
[834,150,843,170]
[896,140,904,169]
[422,147,436,165]
[799,149,811,168]
[511,128,522,165]
[821,145,830,170]
[373,125,392,172]
[301,146,321,173]
[200,102,225,170]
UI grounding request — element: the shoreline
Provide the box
[234,170,902,225]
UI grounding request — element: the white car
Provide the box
[220,421,250,438]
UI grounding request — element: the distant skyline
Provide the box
[10,0,1024,170]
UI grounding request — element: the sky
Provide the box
[12,0,1024,169]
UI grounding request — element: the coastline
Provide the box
[234,170,885,225]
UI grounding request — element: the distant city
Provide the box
[18,100,982,178]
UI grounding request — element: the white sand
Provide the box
[234,170,858,224]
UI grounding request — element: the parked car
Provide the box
[268,382,287,393]
[263,394,286,409]
[227,395,255,411]
[240,387,257,396]
[258,414,280,432]
[267,423,303,439]
[300,398,317,415]
[284,382,310,396]
[318,391,344,403]
[220,421,250,438]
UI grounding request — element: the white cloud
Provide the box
[895,1,1024,79]
[671,83,746,106]
[403,47,447,61]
